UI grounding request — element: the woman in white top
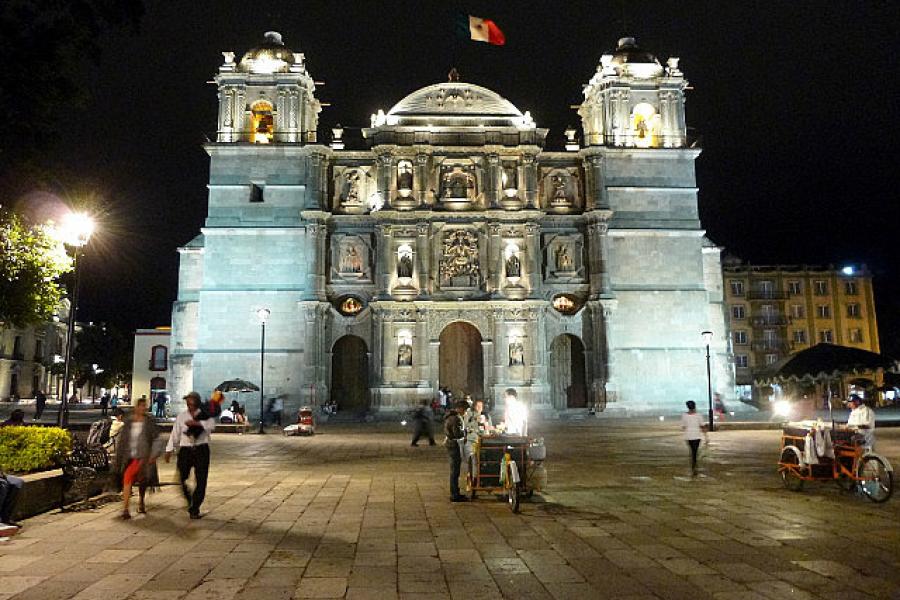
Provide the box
[113,397,161,519]
[681,401,708,476]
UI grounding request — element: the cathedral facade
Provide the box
[169,32,733,418]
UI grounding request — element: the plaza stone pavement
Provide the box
[2,423,900,600]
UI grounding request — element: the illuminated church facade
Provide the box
[170,32,733,418]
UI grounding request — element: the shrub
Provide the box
[0,426,72,473]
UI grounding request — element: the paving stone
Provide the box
[295,576,348,598]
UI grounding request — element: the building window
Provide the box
[149,345,168,371]
[816,304,831,319]
[814,280,828,296]
[729,280,745,296]
[249,183,264,203]
[845,280,858,295]
[735,354,748,368]
[34,339,43,360]
[12,336,23,359]
[849,328,863,343]
[819,329,833,343]
[846,303,860,318]
[765,354,778,365]
[763,329,777,343]
[732,305,746,320]
[733,330,748,345]
[791,304,805,319]
[758,280,774,294]
[793,330,807,344]
[788,280,802,295]
[760,304,776,318]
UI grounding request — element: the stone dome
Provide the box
[238,31,297,74]
[384,81,530,127]
[609,37,663,78]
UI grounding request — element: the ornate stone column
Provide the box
[584,154,605,211]
[487,222,502,294]
[234,85,246,140]
[522,153,537,209]
[486,153,501,209]
[416,223,430,297]
[415,153,429,208]
[524,222,540,298]
[376,224,393,299]
[377,152,394,210]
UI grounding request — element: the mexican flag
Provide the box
[455,13,506,46]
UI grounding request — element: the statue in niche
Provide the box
[508,341,525,366]
[502,164,518,191]
[341,170,362,204]
[505,253,521,278]
[397,253,414,279]
[551,174,570,204]
[442,166,474,199]
[555,244,574,272]
[397,161,413,192]
[397,343,413,366]
[340,245,363,274]
[439,230,480,287]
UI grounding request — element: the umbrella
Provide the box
[755,343,895,385]
[215,379,260,392]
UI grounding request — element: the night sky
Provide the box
[14,1,900,355]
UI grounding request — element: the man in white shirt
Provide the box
[681,400,708,476]
[846,396,875,450]
[165,392,215,519]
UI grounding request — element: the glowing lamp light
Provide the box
[58,212,95,247]
[505,397,528,436]
[701,331,713,345]
[772,400,792,420]
[841,266,855,275]
[256,308,271,324]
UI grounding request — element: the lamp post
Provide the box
[256,308,270,434]
[701,330,714,432]
[55,212,95,427]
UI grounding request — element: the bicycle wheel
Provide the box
[779,448,805,492]
[858,456,893,503]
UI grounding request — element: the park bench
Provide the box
[59,438,111,510]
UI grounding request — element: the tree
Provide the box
[0,205,73,327]
[72,322,132,396]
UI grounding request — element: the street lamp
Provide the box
[256,308,270,434]
[701,330,714,432]
[55,212,95,427]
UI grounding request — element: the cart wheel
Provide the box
[506,465,520,513]
[858,456,893,503]
[836,461,856,492]
[779,448,805,492]
[524,489,534,499]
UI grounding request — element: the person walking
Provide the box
[33,390,46,421]
[681,400,708,477]
[99,392,110,417]
[410,399,435,446]
[154,392,168,419]
[114,397,161,519]
[443,400,468,502]
[165,392,215,519]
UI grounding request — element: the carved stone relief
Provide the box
[331,234,372,282]
[333,166,373,214]
[439,229,481,288]
[544,233,586,282]
[540,168,580,213]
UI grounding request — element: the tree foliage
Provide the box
[0,205,73,327]
[72,322,132,389]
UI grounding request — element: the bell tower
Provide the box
[215,31,321,143]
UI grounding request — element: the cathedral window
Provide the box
[397,330,413,366]
[250,100,274,143]
[150,345,168,371]
[249,184,264,203]
[396,160,414,195]
[397,244,414,280]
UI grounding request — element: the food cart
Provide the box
[283,406,316,436]
[466,434,544,512]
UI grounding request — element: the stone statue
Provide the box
[397,253,414,279]
[505,253,521,278]
[551,174,569,202]
[442,166,474,198]
[509,341,525,366]
[342,170,361,204]
[397,161,413,191]
[340,245,363,273]
[555,245,574,272]
[397,343,413,366]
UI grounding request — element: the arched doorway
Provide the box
[331,335,370,413]
[439,322,484,399]
[150,376,166,401]
[550,334,587,409]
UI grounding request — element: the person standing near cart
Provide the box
[444,400,468,502]
[847,395,875,450]
[681,401,708,477]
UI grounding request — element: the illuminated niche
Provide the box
[250,100,274,143]
[630,103,660,148]
[397,330,413,366]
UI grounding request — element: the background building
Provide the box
[170,33,733,418]
[723,260,880,401]
[131,327,171,402]
[0,300,70,401]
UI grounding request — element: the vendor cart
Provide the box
[778,421,893,502]
[466,434,539,512]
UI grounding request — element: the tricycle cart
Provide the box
[466,434,538,512]
[778,422,893,503]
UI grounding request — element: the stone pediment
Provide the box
[388,83,522,119]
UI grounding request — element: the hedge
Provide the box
[0,426,72,473]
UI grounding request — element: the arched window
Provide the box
[630,103,660,148]
[150,345,168,371]
[250,100,274,143]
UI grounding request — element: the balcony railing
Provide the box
[752,340,790,352]
[751,316,790,327]
[747,290,788,300]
